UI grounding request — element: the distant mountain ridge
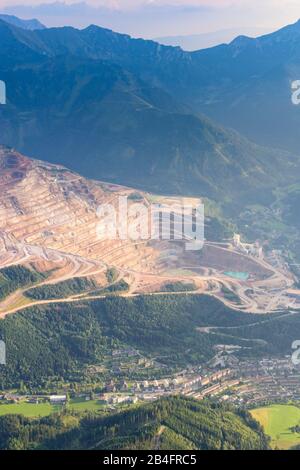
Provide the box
[155,27,269,51]
[0,14,45,30]
[0,19,299,205]
[0,16,299,153]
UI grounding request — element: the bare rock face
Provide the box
[0,146,32,186]
[0,147,146,270]
[0,147,214,319]
[0,148,282,315]
[0,147,193,289]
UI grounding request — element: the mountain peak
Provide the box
[84,24,111,33]
[82,23,132,42]
[231,34,253,43]
[230,35,255,48]
[0,14,46,31]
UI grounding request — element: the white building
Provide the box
[50,395,67,404]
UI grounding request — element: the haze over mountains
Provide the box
[1,13,300,154]
[155,27,269,51]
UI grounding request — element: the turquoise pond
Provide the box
[223,271,249,281]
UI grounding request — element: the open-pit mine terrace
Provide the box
[0,146,295,315]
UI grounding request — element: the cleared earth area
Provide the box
[0,146,296,315]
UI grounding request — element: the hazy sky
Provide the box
[1,0,300,38]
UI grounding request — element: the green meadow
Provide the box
[251,404,300,450]
[0,399,105,418]
[0,402,59,418]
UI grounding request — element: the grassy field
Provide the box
[251,404,300,449]
[0,402,60,418]
[68,398,105,412]
[0,399,105,418]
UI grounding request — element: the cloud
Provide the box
[0,1,215,34]
[0,1,244,9]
